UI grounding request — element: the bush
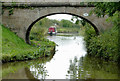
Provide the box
[86,28,118,61]
[30,26,47,41]
[83,11,119,62]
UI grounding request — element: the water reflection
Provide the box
[30,62,48,79]
[66,55,120,79]
[39,36,87,79]
[2,54,54,79]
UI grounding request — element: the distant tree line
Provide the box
[35,18,81,28]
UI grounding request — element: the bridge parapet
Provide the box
[2,2,94,7]
[1,0,84,2]
[1,0,118,2]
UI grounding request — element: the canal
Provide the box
[2,35,120,80]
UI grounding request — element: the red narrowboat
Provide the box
[48,26,57,36]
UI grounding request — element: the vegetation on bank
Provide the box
[2,25,55,63]
[84,23,118,61]
[79,9,119,62]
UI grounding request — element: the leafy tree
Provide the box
[90,2,120,17]
[50,19,60,26]
[60,19,73,28]
[38,18,52,28]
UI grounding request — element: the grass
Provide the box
[31,39,55,47]
[2,25,56,63]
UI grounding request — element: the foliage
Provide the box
[83,11,119,62]
[38,18,56,28]
[60,19,73,28]
[31,39,55,47]
[37,18,81,28]
[89,2,120,17]
[71,16,87,26]
[106,11,120,29]
[30,27,46,41]
[57,27,80,33]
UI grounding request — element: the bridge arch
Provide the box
[2,5,112,43]
[26,13,99,44]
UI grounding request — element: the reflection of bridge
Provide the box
[1,1,113,43]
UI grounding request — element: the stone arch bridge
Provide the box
[1,1,112,44]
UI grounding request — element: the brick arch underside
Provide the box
[26,13,99,44]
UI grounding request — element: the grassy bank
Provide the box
[2,25,56,63]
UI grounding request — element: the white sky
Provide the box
[46,14,83,23]
[46,14,73,21]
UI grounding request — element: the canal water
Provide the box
[2,35,120,80]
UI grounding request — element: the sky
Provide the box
[46,14,83,23]
[46,14,73,21]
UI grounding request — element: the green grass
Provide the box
[31,38,55,47]
[2,25,55,63]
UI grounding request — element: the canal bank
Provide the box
[2,25,56,63]
[82,22,119,62]
[2,35,120,79]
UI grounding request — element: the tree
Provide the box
[60,19,73,28]
[90,2,120,17]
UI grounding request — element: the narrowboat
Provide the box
[48,26,57,36]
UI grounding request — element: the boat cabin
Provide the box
[48,26,57,36]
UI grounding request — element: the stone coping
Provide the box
[1,0,119,2]
[2,2,95,7]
